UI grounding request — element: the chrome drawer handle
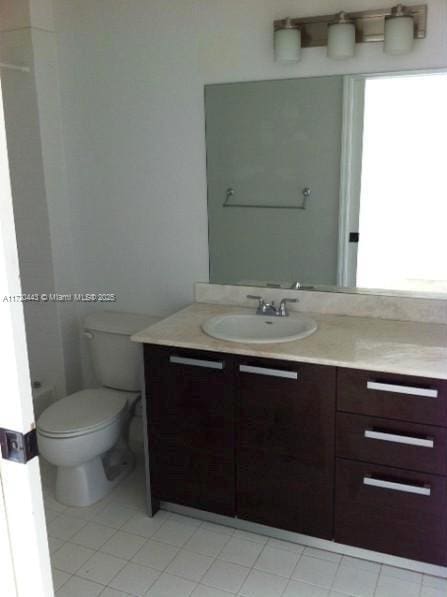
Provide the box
[363,476,431,496]
[364,429,434,449]
[169,356,224,370]
[367,381,438,399]
[239,364,298,380]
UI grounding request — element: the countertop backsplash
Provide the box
[195,283,447,325]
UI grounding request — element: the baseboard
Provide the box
[160,501,447,579]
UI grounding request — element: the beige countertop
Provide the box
[131,303,447,379]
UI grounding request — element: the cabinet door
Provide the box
[335,458,447,565]
[236,358,336,539]
[145,346,236,517]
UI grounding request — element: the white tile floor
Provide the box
[41,455,447,597]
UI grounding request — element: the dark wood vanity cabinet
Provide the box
[144,345,447,565]
[236,357,336,539]
[145,346,336,536]
[145,345,236,516]
[335,369,447,565]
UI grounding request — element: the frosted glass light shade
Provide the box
[327,22,356,59]
[274,27,301,63]
[384,14,414,55]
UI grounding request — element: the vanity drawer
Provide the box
[337,368,447,427]
[336,413,447,475]
[335,458,447,565]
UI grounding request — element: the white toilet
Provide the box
[37,311,159,507]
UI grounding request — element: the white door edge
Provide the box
[0,471,17,596]
[0,74,53,595]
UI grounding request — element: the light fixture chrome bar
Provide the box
[363,476,431,496]
[0,62,31,73]
[273,4,427,48]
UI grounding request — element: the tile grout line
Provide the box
[54,510,221,595]
[329,552,344,594]
[53,511,164,590]
[50,510,439,597]
[44,469,447,597]
[105,513,208,591]
[52,514,372,596]
[50,496,159,592]
[372,562,383,597]
[162,520,239,594]
[280,546,306,596]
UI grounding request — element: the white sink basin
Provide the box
[202,313,318,344]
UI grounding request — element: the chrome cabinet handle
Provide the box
[366,381,438,399]
[169,356,224,370]
[239,364,298,380]
[363,476,431,496]
[364,429,434,448]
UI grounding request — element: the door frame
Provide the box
[337,74,365,287]
[0,76,53,595]
[0,472,16,595]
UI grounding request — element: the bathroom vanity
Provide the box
[132,302,447,568]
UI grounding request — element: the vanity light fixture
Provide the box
[327,12,356,60]
[274,17,301,63]
[384,4,415,55]
[273,4,426,62]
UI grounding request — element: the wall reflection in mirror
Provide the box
[205,70,447,297]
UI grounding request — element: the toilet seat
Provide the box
[37,388,129,439]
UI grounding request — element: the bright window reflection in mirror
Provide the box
[356,73,447,293]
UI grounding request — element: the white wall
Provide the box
[30,13,83,394]
[0,0,82,397]
[0,5,65,398]
[53,0,210,321]
[51,0,447,330]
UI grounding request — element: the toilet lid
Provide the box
[37,388,129,437]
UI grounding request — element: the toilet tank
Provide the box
[84,311,160,391]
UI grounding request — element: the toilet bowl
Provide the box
[37,311,160,507]
[38,388,138,506]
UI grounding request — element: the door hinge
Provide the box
[349,232,360,243]
[0,428,38,464]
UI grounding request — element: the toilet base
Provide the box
[55,443,135,507]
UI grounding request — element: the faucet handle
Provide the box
[246,294,264,305]
[279,297,298,316]
[246,294,267,314]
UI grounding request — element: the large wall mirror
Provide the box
[205,70,447,297]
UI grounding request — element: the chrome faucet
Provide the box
[247,295,298,317]
[290,281,315,290]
